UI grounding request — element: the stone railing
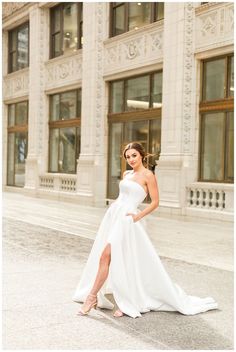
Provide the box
[195,2,234,52]
[103,21,163,77]
[39,174,77,193]
[186,182,234,213]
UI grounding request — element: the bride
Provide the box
[72,142,218,318]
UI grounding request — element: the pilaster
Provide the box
[157,2,198,214]
[25,5,47,190]
[76,3,108,206]
[2,31,8,187]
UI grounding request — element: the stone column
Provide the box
[2,30,8,187]
[24,5,47,191]
[156,3,197,215]
[76,3,108,207]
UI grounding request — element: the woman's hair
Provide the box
[122,141,157,172]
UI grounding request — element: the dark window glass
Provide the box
[111,2,164,37]
[17,25,29,70]
[50,3,83,58]
[225,112,234,180]
[200,55,234,183]
[111,81,123,113]
[7,133,15,186]
[7,102,28,187]
[152,72,163,108]
[60,91,77,119]
[49,127,81,173]
[200,112,225,181]
[108,122,123,198]
[203,58,225,101]
[8,105,15,127]
[49,89,81,173]
[8,23,29,73]
[114,4,125,35]
[155,3,164,21]
[15,102,28,125]
[126,76,149,110]
[14,132,28,187]
[110,72,162,113]
[63,3,78,54]
[229,56,234,97]
[128,3,151,31]
[49,129,59,172]
[108,73,162,199]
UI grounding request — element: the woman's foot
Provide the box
[77,293,98,315]
[113,309,124,317]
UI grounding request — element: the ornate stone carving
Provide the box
[195,3,234,51]
[45,54,82,89]
[3,70,29,100]
[201,12,217,37]
[183,3,194,154]
[38,8,45,155]
[104,23,163,75]
[124,39,143,60]
[2,2,28,19]
[95,3,104,154]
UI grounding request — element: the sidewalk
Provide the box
[2,192,234,349]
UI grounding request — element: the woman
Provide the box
[72,142,218,318]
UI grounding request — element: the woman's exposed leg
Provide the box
[77,244,111,315]
[89,243,111,295]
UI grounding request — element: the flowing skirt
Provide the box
[72,201,218,318]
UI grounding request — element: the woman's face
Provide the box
[125,148,142,168]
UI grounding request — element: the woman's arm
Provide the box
[133,172,159,222]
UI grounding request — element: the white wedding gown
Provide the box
[72,175,218,318]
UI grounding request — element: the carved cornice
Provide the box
[104,22,163,76]
[3,69,29,100]
[2,2,32,20]
[195,2,224,15]
[45,52,82,90]
[195,2,234,51]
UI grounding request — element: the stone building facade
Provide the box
[2,2,234,221]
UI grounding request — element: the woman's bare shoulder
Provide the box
[143,169,155,182]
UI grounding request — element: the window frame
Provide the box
[110,2,164,38]
[48,89,82,174]
[108,70,163,115]
[7,101,28,187]
[8,22,29,74]
[199,54,234,183]
[50,3,83,59]
[201,54,234,103]
[107,71,163,200]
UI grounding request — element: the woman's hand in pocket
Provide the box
[126,213,140,223]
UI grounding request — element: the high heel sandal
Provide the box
[113,309,124,317]
[77,293,98,316]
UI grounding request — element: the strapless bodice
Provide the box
[114,178,147,209]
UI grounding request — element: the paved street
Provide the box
[2,192,234,350]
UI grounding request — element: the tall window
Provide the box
[7,102,28,187]
[199,55,234,183]
[50,3,83,58]
[8,23,29,73]
[49,89,81,173]
[108,72,162,199]
[110,2,164,37]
